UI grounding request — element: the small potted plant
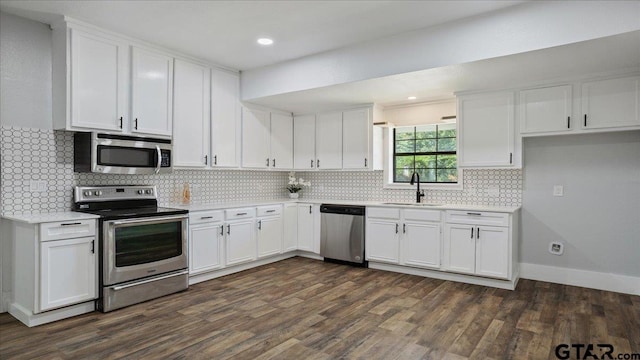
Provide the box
[287,172,310,199]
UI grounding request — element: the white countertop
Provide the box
[1,212,100,224]
[164,199,520,213]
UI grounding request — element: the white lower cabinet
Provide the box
[257,205,283,258]
[225,219,256,266]
[283,203,298,252]
[444,210,513,280]
[366,207,441,269]
[40,236,96,312]
[188,210,224,274]
[297,203,317,253]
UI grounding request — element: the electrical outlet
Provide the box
[553,185,564,197]
[549,242,564,255]
[29,180,47,192]
[486,187,500,197]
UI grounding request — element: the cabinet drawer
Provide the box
[40,220,96,242]
[446,211,509,227]
[225,208,255,220]
[403,209,441,222]
[189,210,224,225]
[367,207,400,220]
[257,205,282,217]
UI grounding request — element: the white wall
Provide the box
[521,131,640,279]
[383,101,455,126]
[241,1,640,100]
[0,12,52,129]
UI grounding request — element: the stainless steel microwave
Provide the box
[74,132,172,174]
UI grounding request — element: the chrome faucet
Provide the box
[410,171,425,203]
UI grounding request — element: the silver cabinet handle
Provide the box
[477,227,480,239]
[309,206,312,214]
[61,222,82,226]
[214,155,217,165]
[227,225,231,235]
[471,227,474,239]
[395,223,399,233]
[266,158,270,167]
[220,225,224,236]
[311,159,314,168]
[364,158,367,167]
[258,220,262,230]
[403,224,406,233]
[266,210,276,213]
[200,216,213,220]
[204,155,208,165]
[272,159,276,167]
[466,212,482,216]
[316,159,320,168]
[236,212,247,216]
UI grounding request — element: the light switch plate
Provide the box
[553,185,564,197]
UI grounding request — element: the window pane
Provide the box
[415,125,436,139]
[437,123,456,138]
[416,168,436,182]
[437,168,458,182]
[436,154,457,169]
[437,138,456,152]
[395,140,415,153]
[394,169,411,182]
[415,155,436,168]
[395,127,415,140]
[395,155,414,170]
[415,139,436,152]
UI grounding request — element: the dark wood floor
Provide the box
[1,257,638,359]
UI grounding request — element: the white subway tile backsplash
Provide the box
[1,126,521,215]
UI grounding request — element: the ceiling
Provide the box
[247,30,640,113]
[0,0,524,70]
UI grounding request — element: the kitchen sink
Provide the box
[382,202,443,207]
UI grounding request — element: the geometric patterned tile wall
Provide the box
[298,169,522,207]
[0,126,522,215]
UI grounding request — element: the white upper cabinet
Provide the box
[342,108,371,169]
[316,112,343,169]
[211,68,241,168]
[173,59,210,168]
[242,108,293,170]
[293,115,317,170]
[242,107,271,168]
[54,26,129,132]
[130,46,174,137]
[519,85,573,135]
[582,76,640,130]
[269,113,294,169]
[458,92,516,167]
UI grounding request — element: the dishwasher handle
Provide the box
[320,204,365,216]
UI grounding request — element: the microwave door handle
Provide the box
[155,145,161,174]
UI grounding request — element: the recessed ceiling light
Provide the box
[257,38,274,46]
[407,96,417,100]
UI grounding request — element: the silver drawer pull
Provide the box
[200,216,214,219]
[236,212,247,216]
[466,212,482,216]
[60,222,82,226]
[266,210,276,213]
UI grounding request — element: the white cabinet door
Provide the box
[582,76,640,129]
[458,92,515,167]
[342,108,370,169]
[69,28,128,132]
[242,107,271,168]
[225,220,256,266]
[316,112,343,169]
[402,222,441,269]
[365,220,400,264]
[297,204,315,252]
[173,59,210,168]
[270,113,294,169]
[283,204,298,252]
[257,217,283,258]
[519,85,573,134]
[189,223,223,274]
[211,68,241,167]
[130,46,173,137]
[39,237,96,312]
[475,226,509,279]
[444,224,475,275]
[294,115,317,170]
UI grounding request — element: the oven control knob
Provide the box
[83,191,92,197]
[94,190,102,196]
[137,190,144,195]
[145,189,153,194]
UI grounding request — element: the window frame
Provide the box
[383,124,463,190]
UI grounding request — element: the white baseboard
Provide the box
[9,301,95,327]
[519,263,640,296]
[189,253,298,285]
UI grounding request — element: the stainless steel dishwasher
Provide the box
[320,204,366,267]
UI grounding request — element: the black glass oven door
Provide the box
[97,145,157,168]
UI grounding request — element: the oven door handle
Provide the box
[109,214,187,226]
[155,145,162,174]
[111,270,188,291]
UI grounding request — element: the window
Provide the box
[393,123,457,183]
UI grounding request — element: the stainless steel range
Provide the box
[74,185,189,312]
